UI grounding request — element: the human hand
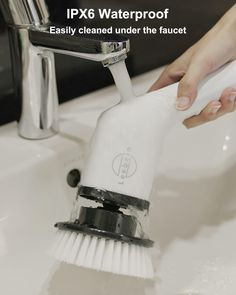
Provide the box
[149,4,236,128]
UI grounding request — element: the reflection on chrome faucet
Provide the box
[0,0,129,139]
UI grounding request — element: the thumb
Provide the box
[176,57,213,110]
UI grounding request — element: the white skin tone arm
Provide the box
[149,4,236,128]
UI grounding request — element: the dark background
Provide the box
[0,0,235,125]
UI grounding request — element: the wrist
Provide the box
[223,4,236,31]
[221,5,236,58]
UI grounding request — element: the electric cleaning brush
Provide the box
[52,60,236,279]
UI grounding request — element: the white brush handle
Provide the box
[158,60,236,121]
[81,61,236,202]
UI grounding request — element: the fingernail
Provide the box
[176,96,191,110]
[227,92,236,102]
[208,104,221,114]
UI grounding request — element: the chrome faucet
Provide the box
[0,0,129,139]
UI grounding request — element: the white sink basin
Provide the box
[1,67,236,295]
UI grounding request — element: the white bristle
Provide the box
[129,244,137,275]
[140,246,147,278]
[135,245,141,277]
[52,230,155,279]
[92,238,106,269]
[145,249,154,278]
[83,236,98,268]
[54,231,70,259]
[111,241,122,274]
[120,242,129,275]
[75,234,91,266]
[48,230,65,255]
[60,232,77,261]
[102,239,114,272]
[68,233,83,263]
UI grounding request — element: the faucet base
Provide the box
[18,126,59,140]
[18,116,59,139]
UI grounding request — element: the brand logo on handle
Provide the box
[112,149,137,184]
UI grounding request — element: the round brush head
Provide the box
[55,204,153,247]
[51,187,154,278]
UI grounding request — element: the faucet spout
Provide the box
[29,28,130,66]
